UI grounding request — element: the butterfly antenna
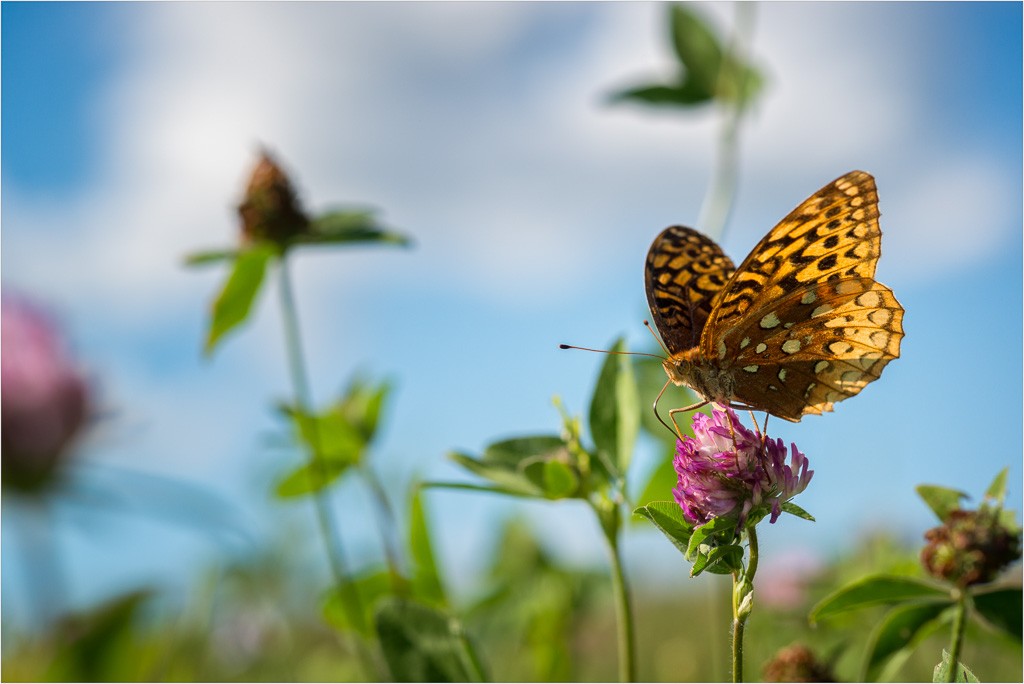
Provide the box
[643,319,671,357]
[558,344,666,360]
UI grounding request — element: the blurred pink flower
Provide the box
[755,548,824,611]
[2,295,89,491]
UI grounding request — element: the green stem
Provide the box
[731,608,745,684]
[731,526,759,683]
[360,464,407,594]
[945,588,969,683]
[697,1,757,242]
[277,254,376,677]
[599,511,636,683]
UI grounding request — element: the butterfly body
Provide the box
[645,171,904,423]
[662,348,737,407]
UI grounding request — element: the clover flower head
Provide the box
[2,295,89,491]
[672,406,812,528]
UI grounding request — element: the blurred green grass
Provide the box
[3,527,1020,683]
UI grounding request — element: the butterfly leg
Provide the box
[720,404,746,473]
[746,410,776,486]
[747,410,762,439]
[666,399,710,442]
[653,378,704,441]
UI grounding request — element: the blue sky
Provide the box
[3,2,1022,622]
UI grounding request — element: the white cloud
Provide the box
[8,2,1014,335]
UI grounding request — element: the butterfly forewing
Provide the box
[645,226,736,354]
[701,171,881,349]
[646,171,904,422]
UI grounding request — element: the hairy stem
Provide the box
[732,526,759,683]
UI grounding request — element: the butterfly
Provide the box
[645,171,904,431]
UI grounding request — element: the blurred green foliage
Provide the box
[609,3,763,112]
[4,528,1019,682]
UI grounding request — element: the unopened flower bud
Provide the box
[762,643,835,683]
[921,508,1022,587]
[238,152,309,246]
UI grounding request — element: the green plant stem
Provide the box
[277,254,376,677]
[945,588,969,683]
[697,1,757,242]
[732,526,760,683]
[453,621,488,683]
[360,465,407,594]
[709,575,729,683]
[731,603,745,683]
[600,514,636,683]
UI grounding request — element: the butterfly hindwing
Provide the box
[644,226,735,355]
[723,278,905,420]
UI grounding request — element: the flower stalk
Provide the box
[277,255,377,677]
[945,588,968,683]
[731,526,759,683]
[360,464,408,594]
[667,407,812,683]
[598,508,636,683]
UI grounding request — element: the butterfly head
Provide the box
[662,348,735,408]
[662,349,699,387]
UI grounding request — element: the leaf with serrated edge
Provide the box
[781,501,815,521]
[184,249,239,267]
[375,597,484,682]
[916,484,968,523]
[691,544,742,578]
[669,4,722,97]
[634,501,694,556]
[686,516,737,559]
[542,460,579,499]
[410,488,446,606]
[448,453,543,497]
[972,586,1022,640]
[609,83,712,107]
[276,460,349,498]
[863,600,953,682]
[809,575,949,623]
[589,337,640,476]
[482,436,565,467]
[984,467,1009,506]
[420,481,537,498]
[933,649,980,683]
[204,244,276,354]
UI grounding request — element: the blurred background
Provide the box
[2,2,1021,681]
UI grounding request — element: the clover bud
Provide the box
[238,152,310,246]
[762,643,835,683]
[921,507,1022,587]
